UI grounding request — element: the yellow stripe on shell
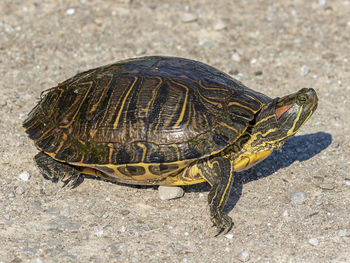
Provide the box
[198,80,228,92]
[172,80,189,128]
[227,101,259,113]
[137,142,147,162]
[59,81,93,129]
[113,76,138,129]
[198,92,223,108]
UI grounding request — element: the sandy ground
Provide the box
[1,0,350,262]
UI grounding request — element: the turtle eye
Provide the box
[297,95,308,105]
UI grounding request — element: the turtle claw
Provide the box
[211,211,233,237]
[62,173,84,189]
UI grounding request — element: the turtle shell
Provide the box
[24,56,271,174]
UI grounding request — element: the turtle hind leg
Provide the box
[34,152,83,188]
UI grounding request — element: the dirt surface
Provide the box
[1,0,349,262]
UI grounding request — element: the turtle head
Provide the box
[251,88,318,149]
[274,88,318,137]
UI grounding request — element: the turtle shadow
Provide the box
[185,131,332,213]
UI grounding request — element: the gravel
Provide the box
[1,0,349,262]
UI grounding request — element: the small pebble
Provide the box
[66,8,75,15]
[231,53,241,62]
[36,258,44,263]
[102,213,109,219]
[119,226,126,233]
[338,229,350,237]
[315,200,323,206]
[291,191,307,205]
[15,186,26,195]
[238,250,250,262]
[181,13,197,23]
[136,48,146,55]
[318,183,335,190]
[345,178,350,186]
[267,5,277,13]
[8,191,15,198]
[225,233,234,239]
[19,171,31,181]
[254,70,263,76]
[229,69,239,75]
[158,186,184,200]
[318,0,327,6]
[213,19,227,30]
[283,210,290,217]
[4,214,10,220]
[332,142,340,148]
[94,230,104,237]
[301,65,310,76]
[309,238,319,246]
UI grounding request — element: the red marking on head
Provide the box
[275,104,293,119]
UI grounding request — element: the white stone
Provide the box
[66,8,75,15]
[225,233,234,239]
[309,238,319,246]
[267,6,277,13]
[301,65,310,76]
[345,178,350,186]
[181,13,197,23]
[94,230,104,237]
[214,20,227,30]
[238,250,250,262]
[250,58,257,65]
[283,210,290,217]
[19,171,31,181]
[291,190,307,204]
[231,53,241,62]
[338,229,350,237]
[158,186,184,200]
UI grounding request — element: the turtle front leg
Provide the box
[199,157,235,236]
[34,152,82,188]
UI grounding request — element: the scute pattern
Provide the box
[23,56,271,166]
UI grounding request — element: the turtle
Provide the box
[23,56,318,236]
